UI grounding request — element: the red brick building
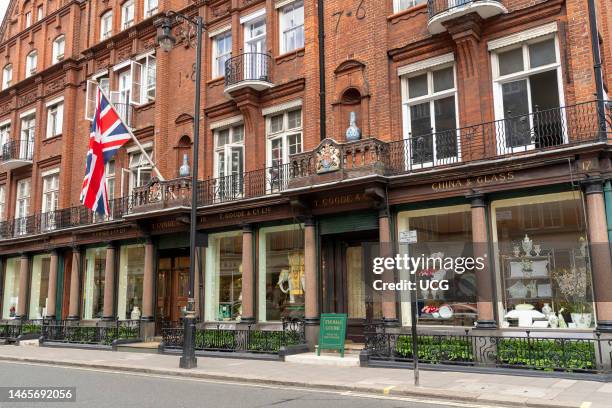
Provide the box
[0,0,611,351]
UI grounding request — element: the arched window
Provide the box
[25,50,37,78]
[2,64,12,90]
[100,11,113,40]
[52,35,65,63]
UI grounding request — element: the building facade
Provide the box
[0,0,611,346]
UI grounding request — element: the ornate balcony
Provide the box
[427,0,507,34]
[224,53,273,96]
[0,139,33,170]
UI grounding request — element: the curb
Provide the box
[0,356,580,408]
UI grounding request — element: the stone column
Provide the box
[102,243,116,321]
[67,247,81,320]
[16,253,29,319]
[304,218,319,349]
[46,250,59,320]
[379,210,398,326]
[141,238,155,321]
[241,224,255,323]
[469,193,496,329]
[584,179,612,332]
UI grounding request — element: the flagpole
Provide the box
[97,86,165,181]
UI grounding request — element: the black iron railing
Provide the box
[427,0,504,18]
[41,320,140,345]
[224,53,272,88]
[363,324,612,374]
[1,139,34,163]
[161,318,306,354]
[0,319,46,340]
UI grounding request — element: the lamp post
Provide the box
[156,10,204,369]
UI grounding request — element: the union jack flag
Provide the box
[80,88,131,215]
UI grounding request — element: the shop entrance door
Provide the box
[321,230,381,343]
[156,250,190,330]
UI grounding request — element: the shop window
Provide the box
[258,225,305,322]
[121,0,135,30]
[52,35,65,63]
[29,254,51,319]
[393,0,426,13]
[492,192,594,329]
[101,11,113,40]
[117,244,145,320]
[214,125,244,200]
[279,1,304,54]
[205,231,243,321]
[2,64,12,90]
[397,205,477,327]
[25,50,37,78]
[1,258,21,319]
[402,64,459,168]
[82,247,106,320]
[492,36,564,153]
[46,100,63,138]
[212,31,232,78]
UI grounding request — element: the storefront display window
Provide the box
[29,254,51,319]
[82,247,105,320]
[117,244,145,320]
[205,231,242,321]
[258,225,304,322]
[492,192,594,329]
[2,257,21,319]
[397,205,477,327]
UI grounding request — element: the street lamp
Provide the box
[156,10,204,369]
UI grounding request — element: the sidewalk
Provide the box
[0,345,610,408]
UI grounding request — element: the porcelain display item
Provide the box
[522,234,533,256]
[541,303,553,318]
[130,306,141,320]
[571,313,592,328]
[513,246,521,257]
[179,153,190,177]
[533,244,541,256]
[508,281,528,299]
[548,314,559,328]
[345,111,361,141]
[439,305,453,319]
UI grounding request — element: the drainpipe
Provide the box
[317,0,327,141]
[586,0,607,139]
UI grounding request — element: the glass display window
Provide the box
[29,254,51,319]
[117,244,145,320]
[82,247,106,320]
[2,258,21,319]
[205,231,243,321]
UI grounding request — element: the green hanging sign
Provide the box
[317,313,347,357]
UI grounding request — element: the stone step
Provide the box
[115,341,160,354]
[285,352,360,367]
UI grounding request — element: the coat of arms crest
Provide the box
[316,142,340,173]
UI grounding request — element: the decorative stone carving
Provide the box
[212,2,230,18]
[0,99,14,115]
[45,77,66,95]
[315,140,340,174]
[116,44,132,61]
[17,90,38,108]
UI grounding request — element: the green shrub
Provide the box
[497,338,596,372]
[395,335,473,363]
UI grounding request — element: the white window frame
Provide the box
[0,121,10,150]
[128,148,153,193]
[121,0,135,30]
[15,178,30,235]
[37,5,43,21]
[491,34,565,155]
[129,54,156,105]
[212,31,232,78]
[19,114,35,160]
[144,0,158,18]
[101,11,113,40]
[213,125,245,200]
[2,64,12,90]
[278,1,304,54]
[265,108,303,168]
[393,0,426,13]
[400,60,460,169]
[41,170,60,231]
[46,99,64,138]
[25,11,32,28]
[52,35,65,64]
[0,185,5,221]
[25,50,37,78]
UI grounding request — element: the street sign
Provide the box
[317,313,347,357]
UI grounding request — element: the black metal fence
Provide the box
[225,53,271,88]
[364,325,612,374]
[41,320,141,346]
[161,318,306,354]
[427,0,503,18]
[0,319,46,341]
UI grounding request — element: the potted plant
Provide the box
[551,266,592,328]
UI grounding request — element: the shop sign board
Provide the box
[317,313,347,357]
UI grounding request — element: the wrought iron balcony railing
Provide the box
[0,101,607,242]
[224,52,272,91]
[1,139,34,163]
